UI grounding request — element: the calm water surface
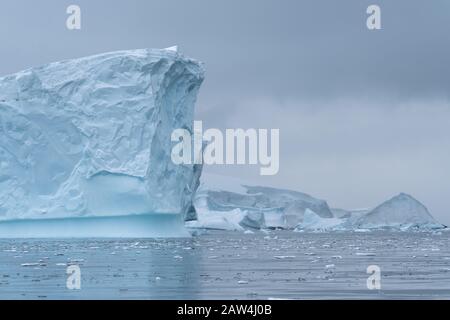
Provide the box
[0,230,449,299]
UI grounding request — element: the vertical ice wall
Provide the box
[0,48,205,221]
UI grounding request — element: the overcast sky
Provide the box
[1,0,450,223]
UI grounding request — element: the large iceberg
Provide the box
[191,174,445,232]
[0,48,204,224]
[295,193,445,232]
[355,193,445,230]
[190,173,333,230]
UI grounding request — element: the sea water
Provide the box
[0,231,450,299]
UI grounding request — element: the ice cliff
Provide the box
[0,48,204,221]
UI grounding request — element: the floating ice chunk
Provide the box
[274,255,296,260]
[354,229,371,233]
[295,209,344,232]
[186,209,245,231]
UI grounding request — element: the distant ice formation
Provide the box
[190,173,333,231]
[355,193,444,230]
[191,174,445,232]
[0,48,204,222]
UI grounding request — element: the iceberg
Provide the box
[193,174,445,232]
[295,194,445,232]
[355,193,445,230]
[0,48,205,234]
[192,173,333,230]
[295,209,343,232]
[186,208,246,231]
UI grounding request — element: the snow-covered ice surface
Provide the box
[0,48,204,222]
[1,231,450,300]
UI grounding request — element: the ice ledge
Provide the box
[0,213,190,238]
